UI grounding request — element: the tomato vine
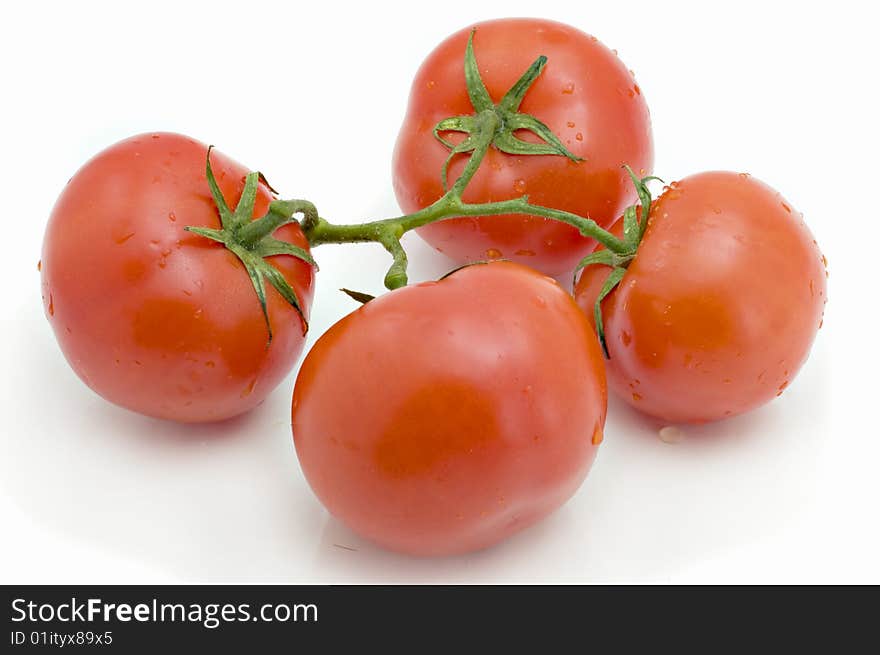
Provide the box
[186,28,658,355]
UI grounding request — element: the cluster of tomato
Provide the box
[40,19,826,556]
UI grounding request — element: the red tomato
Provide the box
[393,18,653,276]
[292,262,606,556]
[574,172,827,424]
[41,133,314,422]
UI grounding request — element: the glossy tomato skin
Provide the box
[292,262,606,556]
[575,172,827,424]
[393,18,653,276]
[41,133,314,422]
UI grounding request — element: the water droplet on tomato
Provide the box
[485,248,503,259]
[781,202,792,213]
[115,232,136,244]
[513,179,527,193]
[561,83,574,94]
[48,294,54,316]
[157,248,172,268]
[634,84,641,95]
[515,249,535,257]
[426,80,436,89]
[575,132,583,141]
[37,260,41,271]
[631,392,642,402]
[658,426,683,444]
[168,211,177,222]
[621,331,632,346]
[591,426,604,445]
[533,296,547,308]
[566,121,575,128]
[738,172,751,179]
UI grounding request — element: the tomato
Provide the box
[574,171,827,424]
[392,18,653,276]
[41,133,315,422]
[292,262,606,556]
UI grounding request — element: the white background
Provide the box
[1,0,877,583]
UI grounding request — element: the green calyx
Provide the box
[184,147,317,344]
[574,166,663,359]
[433,29,583,191]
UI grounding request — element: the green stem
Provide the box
[379,228,408,290]
[238,199,319,248]
[302,105,625,257]
[306,197,627,254]
[449,110,497,196]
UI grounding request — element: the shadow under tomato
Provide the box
[307,500,580,584]
[604,389,791,449]
[3,307,329,583]
[85,397,265,446]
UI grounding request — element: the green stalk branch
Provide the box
[303,197,627,255]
